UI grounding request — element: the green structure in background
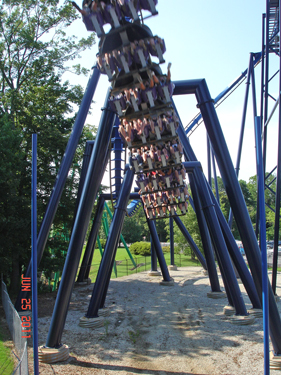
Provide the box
[100,201,137,278]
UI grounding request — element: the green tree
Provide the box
[0,0,96,292]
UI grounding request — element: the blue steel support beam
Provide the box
[211,148,220,206]
[205,181,261,309]
[228,54,253,228]
[188,177,221,292]
[86,168,135,318]
[173,216,207,270]
[31,134,39,375]
[150,234,158,271]
[177,108,248,315]
[112,117,123,197]
[172,103,221,292]
[45,93,116,348]
[169,217,174,266]
[263,0,270,179]
[15,68,101,311]
[250,54,261,239]
[207,136,212,185]
[254,116,270,372]
[194,167,247,315]
[272,0,281,296]
[146,219,171,281]
[174,78,281,353]
[185,53,261,134]
[77,196,105,282]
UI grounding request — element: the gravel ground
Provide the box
[28,266,281,375]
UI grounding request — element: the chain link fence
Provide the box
[1,280,29,375]
[85,253,200,282]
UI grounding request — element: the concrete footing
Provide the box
[147,270,161,276]
[227,314,255,325]
[98,307,111,317]
[168,265,177,271]
[79,316,104,328]
[223,305,235,316]
[248,308,263,318]
[207,291,226,299]
[270,351,281,370]
[159,279,174,286]
[38,344,69,363]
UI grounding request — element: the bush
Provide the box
[162,246,170,253]
[130,242,151,256]
[95,238,106,248]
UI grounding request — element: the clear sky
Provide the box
[67,0,279,184]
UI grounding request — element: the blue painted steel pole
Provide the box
[271,0,281,296]
[77,196,105,282]
[15,68,101,311]
[206,181,261,309]
[255,116,270,375]
[228,54,253,228]
[146,219,171,281]
[250,55,261,239]
[172,101,220,291]
[173,216,207,270]
[263,0,270,178]
[86,168,135,317]
[31,134,39,375]
[211,149,220,206]
[112,117,123,198]
[169,217,174,266]
[175,105,247,315]
[46,93,115,348]
[207,136,212,185]
[188,181,221,292]
[174,78,281,352]
[150,235,158,271]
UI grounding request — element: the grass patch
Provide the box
[0,321,14,375]
[88,247,200,282]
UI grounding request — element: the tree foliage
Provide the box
[0,0,96,292]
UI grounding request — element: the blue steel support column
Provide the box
[250,55,261,239]
[45,95,115,348]
[272,0,281,296]
[272,52,281,295]
[188,176,221,292]
[205,181,261,309]
[211,149,220,206]
[99,176,136,311]
[174,79,281,352]
[169,217,175,266]
[175,112,247,315]
[207,136,212,185]
[73,141,95,221]
[263,0,270,178]
[151,235,158,271]
[173,216,207,270]
[172,100,221,291]
[228,54,253,228]
[194,167,247,315]
[86,169,135,318]
[146,219,171,281]
[31,134,39,375]
[15,68,101,311]
[255,116,269,372]
[112,117,123,197]
[77,196,105,282]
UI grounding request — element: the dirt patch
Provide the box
[21,267,281,374]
